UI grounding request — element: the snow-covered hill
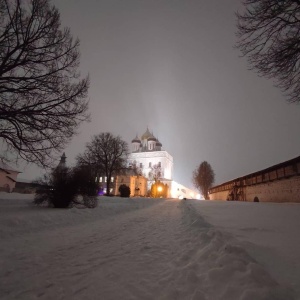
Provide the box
[0,193,299,299]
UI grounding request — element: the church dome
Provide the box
[131,135,141,143]
[141,128,154,140]
[148,137,157,142]
[156,140,162,147]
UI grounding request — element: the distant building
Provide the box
[209,156,300,203]
[97,175,115,195]
[97,166,148,197]
[128,128,196,199]
[14,179,44,194]
[115,174,147,197]
[0,162,21,192]
[57,152,67,169]
[14,153,67,194]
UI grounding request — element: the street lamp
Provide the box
[157,185,163,198]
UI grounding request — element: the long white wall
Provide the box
[209,176,300,203]
[245,177,300,203]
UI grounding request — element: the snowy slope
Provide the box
[0,194,298,299]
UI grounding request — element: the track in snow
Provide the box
[0,198,293,300]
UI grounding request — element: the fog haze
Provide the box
[19,0,300,189]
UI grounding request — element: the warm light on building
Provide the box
[129,128,198,198]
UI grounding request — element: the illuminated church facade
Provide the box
[128,128,197,199]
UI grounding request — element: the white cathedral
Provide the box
[128,128,198,199]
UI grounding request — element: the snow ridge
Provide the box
[171,200,294,300]
[0,195,296,299]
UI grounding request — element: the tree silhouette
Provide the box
[193,161,215,200]
[149,163,163,181]
[0,0,89,166]
[77,133,129,196]
[236,0,300,103]
[34,165,98,208]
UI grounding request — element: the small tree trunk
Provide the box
[106,179,111,196]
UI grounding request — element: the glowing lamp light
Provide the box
[157,186,163,192]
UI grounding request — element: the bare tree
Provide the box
[236,0,300,103]
[77,132,129,196]
[0,0,89,166]
[193,161,215,200]
[131,164,143,176]
[149,163,163,181]
[76,147,100,184]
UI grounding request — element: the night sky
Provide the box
[20,0,300,189]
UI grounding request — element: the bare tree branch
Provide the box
[236,0,300,103]
[77,133,129,196]
[0,0,90,166]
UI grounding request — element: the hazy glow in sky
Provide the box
[20,0,300,189]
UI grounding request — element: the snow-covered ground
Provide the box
[0,193,299,300]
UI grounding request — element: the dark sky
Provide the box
[20,0,300,189]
